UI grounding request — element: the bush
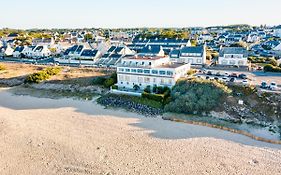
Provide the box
[111,85,118,90]
[164,79,231,114]
[93,77,106,85]
[144,85,151,93]
[264,64,281,72]
[25,67,62,83]
[44,67,62,76]
[187,69,197,75]
[0,64,5,71]
[103,78,115,88]
[269,58,278,66]
[142,92,165,103]
[25,71,51,83]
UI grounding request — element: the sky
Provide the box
[0,0,280,29]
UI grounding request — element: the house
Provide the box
[218,47,249,67]
[79,49,101,60]
[0,44,14,57]
[13,46,25,57]
[32,38,55,47]
[32,45,51,58]
[273,25,281,38]
[6,33,19,41]
[95,46,135,67]
[128,38,191,54]
[169,45,207,65]
[197,34,213,44]
[22,46,36,58]
[225,35,243,45]
[247,33,260,43]
[262,41,280,50]
[138,45,165,57]
[116,56,190,91]
[66,45,85,58]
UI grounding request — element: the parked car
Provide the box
[215,72,221,76]
[260,81,268,89]
[222,77,228,82]
[214,77,219,81]
[257,66,263,71]
[242,80,249,86]
[206,71,212,75]
[229,77,236,82]
[238,74,247,79]
[230,73,238,78]
[269,82,278,90]
[206,76,210,80]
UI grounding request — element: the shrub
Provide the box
[269,58,278,66]
[44,67,62,76]
[264,64,281,72]
[144,85,151,93]
[25,67,62,83]
[111,85,118,90]
[187,69,197,76]
[0,64,5,71]
[25,71,51,83]
[103,78,115,88]
[93,77,106,85]
[142,92,164,103]
[164,79,231,114]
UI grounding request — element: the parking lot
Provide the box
[195,68,281,92]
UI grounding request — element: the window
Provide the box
[229,60,235,65]
[168,79,172,85]
[131,69,137,73]
[138,77,143,83]
[118,75,124,81]
[118,68,124,72]
[159,71,166,75]
[152,70,158,74]
[160,78,165,84]
[144,77,150,83]
[137,69,143,73]
[144,70,150,74]
[125,76,130,81]
[167,71,173,76]
[149,62,152,66]
[125,69,130,72]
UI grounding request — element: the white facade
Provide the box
[273,28,281,38]
[218,54,248,66]
[116,56,190,90]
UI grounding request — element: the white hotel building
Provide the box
[116,56,190,90]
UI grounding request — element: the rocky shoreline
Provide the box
[97,95,163,117]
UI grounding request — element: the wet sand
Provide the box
[0,88,280,175]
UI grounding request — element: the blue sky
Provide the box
[0,0,280,29]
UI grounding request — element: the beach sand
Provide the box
[0,88,280,175]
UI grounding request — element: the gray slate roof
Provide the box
[219,47,248,57]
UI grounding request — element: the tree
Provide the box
[103,78,115,88]
[133,84,140,91]
[84,33,93,41]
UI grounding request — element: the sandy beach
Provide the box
[0,88,281,175]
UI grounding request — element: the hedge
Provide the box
[142,92,165,103]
